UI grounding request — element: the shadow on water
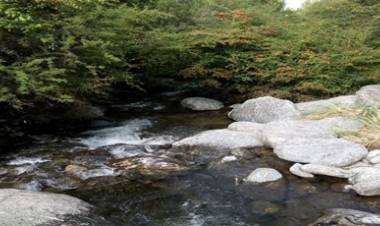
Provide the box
[1,95,380,226]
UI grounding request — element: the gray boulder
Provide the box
[262,117,363,147]
[0,189,90,226]
[181,97,224,111]
[348,180,380,196]
[347,166,380,197]
[289,163,314,178]
[244,168,283,183]
[274,138,368,167]
[228,96,300,123]
[296,95,357,115]
[356,84,380,108]
[172,129,263,151]
[301,164,353,178]
[309,208,380,226]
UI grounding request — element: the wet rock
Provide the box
[251,200,281,215]
[274,138,368,167]
[296,95,357,115]
[113,156,188,175]
[309,208,380,226]
[244,168,283,184]
[289,163,314,178]
[181,97,224,111]
[0,189,91,226]
[65,164,87,175]
[228,96,301,123]
[262,117,363,147]
[366,150,380,164]
[172,129,263,151]
[65,164,119,180]
[301,164,353,178]
[356,84,380,108]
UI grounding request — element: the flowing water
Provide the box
[1,94,380,226]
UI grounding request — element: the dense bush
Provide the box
[0,0,379,113]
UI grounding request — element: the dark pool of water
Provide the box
[1,95,380,226]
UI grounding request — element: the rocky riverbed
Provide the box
[1,86,380,225]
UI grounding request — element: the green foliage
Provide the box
[0,0,379,112]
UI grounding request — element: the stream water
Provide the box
[1,93,380,226]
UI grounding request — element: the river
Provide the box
[0,93,379,226]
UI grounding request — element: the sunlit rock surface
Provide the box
[228,96,301,123]
[0,189,91,226]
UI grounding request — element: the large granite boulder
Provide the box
[310,208,380,226]
[262,117,363,147]
[181,97,224,111]
[0,189,91,226]
[172,129,263,151]
[228,96,300,123]
[274,138,368,167]
[296,95,357,115]
[356,84,380,108]
[244,168,283,183]
[227,121,264,141]
[172,129,264,163]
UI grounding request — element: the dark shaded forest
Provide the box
[0,0,379,130]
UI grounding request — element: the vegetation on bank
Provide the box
[0,0,379,116]
[304,104,380,149]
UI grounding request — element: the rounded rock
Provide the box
[245,168,283,184]
[228,96,300,123]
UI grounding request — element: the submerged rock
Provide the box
[274,138,368,167]
[172,129,263,151]
[113,155,188,175]
[251,200,281,215]
[0,189,90,226]
[228,96,300,123]
[244,168,283,183]
[309,208,380,226]
[296,95,357,115]
[64,164,119,180]
[356,84,380,108]
[181,97,224,111]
